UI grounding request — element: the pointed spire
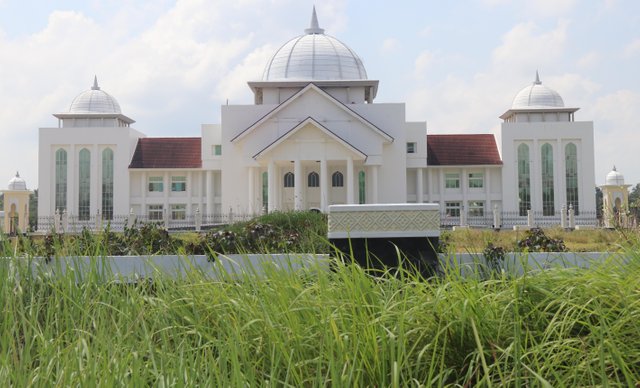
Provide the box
[613,165,617,172]
[15,171,19,178]
[91,75,100,90]
[534,70,541,85]
[304,6,325,34]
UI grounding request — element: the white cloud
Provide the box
[590,90,640,184]
[381,38,398,53]
[525,0,577,16]
[624,38,640,57]
[492,20,569,71]
[577,51,600,68]
[413,51,434,78]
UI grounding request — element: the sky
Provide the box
[0,0,639,190]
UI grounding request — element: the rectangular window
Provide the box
[406,142,416,153]
[213,144,222,156]
[468,201,485,217]
[147,204,164,221]
[171,176,186,192]
[170,204,186,220]
[445,173,460,189]
[148,176,163,192]
[468,172,484,189]
[445,202,461,217]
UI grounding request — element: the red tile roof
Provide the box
[129,137,202,169]
[427,134,502,166]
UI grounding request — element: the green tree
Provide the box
[29,189,38,230]
[629,183,640,220]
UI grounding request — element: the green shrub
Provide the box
[517,227,567,252]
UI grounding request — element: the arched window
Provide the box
[331,171,344,187]
[102,148,114,220]
[517,144,530,216]
[78,148,91,220]
[541,143,555,216]
[565,143,579,214]
[283,172,294,188]
[308,171,319,187]
[358,171,366,204]
[55,148,67,212]
[262,172,268,210]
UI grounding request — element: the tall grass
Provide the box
[2,244,640,386]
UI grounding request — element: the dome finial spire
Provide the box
[534,70,541,85]
[92,75,100,90]
[304,5,325,34]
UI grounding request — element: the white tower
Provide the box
[600,166,631,228]
[500,72,596,223]
[1,172,31,234]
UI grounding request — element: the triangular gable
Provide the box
[253,117,367,160]
[231,83,394,143]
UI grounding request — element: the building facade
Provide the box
[37,9,597,231]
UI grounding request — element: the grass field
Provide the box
[2,244,640,386]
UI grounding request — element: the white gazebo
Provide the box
[1,172,31,234]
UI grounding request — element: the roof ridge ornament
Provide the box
[92,75,100,90]
[304,5,325,34]
[534,70,541,85]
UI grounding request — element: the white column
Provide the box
[320,159,328,212]
[268,160,276,212]
[346,157,354,204]
[206,170,213,215]
[294,159,303,210]
[416,168,424,203]
[371,165,379,203]
[140,172,146,215]
[427,168,433,202]
[187,171,193,215]
[248,167,255,215]
[163,171,170,210]
[484,167,491,210]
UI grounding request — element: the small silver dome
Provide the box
[8,172,27,191]
[512,72,564,109]
[69,76,122,114]
[605,166,625,186]
[262,7,367,81]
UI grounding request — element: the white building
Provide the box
[37,9,597,230]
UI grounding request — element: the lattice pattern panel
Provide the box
[329,210,440,233]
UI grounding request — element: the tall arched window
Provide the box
[102,148,114,220]
[308,171,319,187]
[358,171,366,204]
[78,148,91,220]
[331,171,343,187]
[565,143,579,214]
[55,148,67,212]
[283,172,294,188]
[541,143,555,216]
[262,172,268,210]
[517,144,530,216]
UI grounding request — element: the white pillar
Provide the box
[416,168,424,203]
[371,165,379,204]
[206,171,213,216]
[346,157,354,204]
[248,167,255,215]
[560,205,567,228]
[140,171,147,216]
[320,159,328,212]
[294,159,303,210]
[187,171,193,216]
[268,160,276,212]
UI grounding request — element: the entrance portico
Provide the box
[252,155,375,213]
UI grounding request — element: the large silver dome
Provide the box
[262,8,367,81]
[512,72,564,109]
[7,172,27,191]
[605,166,625,186]
[69,76,122,114]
